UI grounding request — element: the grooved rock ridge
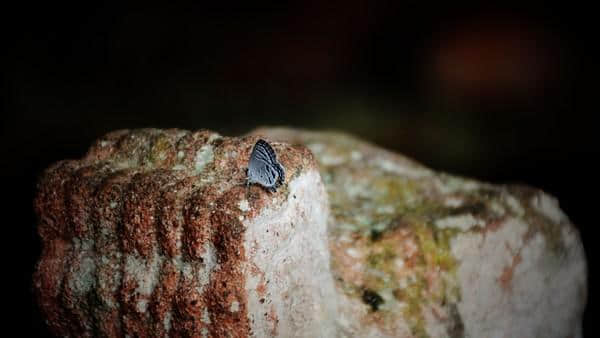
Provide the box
[33,129,335,337]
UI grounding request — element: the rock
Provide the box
[33,129,337,337]
[34,127,586,337]
[252,127,587,338]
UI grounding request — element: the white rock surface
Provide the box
[245,169,337,337]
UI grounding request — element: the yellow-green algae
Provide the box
[302,133,468,337]
[146,133,175,166]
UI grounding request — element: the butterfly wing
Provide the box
[252,140,276,163]
[248,140,280,187]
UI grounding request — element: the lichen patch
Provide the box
[238,199,250,212]
[230,301,240,312]
[435,214,485,231]
[504,194,525,216]
[530,192,567,224]
[194,144,214,174]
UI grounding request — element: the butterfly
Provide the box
[246,139,285,192]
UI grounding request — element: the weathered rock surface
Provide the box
[33,128,336,337]
[253,127,587,338]
[34,127,587,337]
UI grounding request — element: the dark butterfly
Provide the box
[246,139,285,192]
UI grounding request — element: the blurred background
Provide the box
[4,1,594,336]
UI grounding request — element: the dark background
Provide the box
[4,1,595,336]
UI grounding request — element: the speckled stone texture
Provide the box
[33,129,336,337]
[253,127,587,338]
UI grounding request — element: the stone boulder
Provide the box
[33,127,587,337]
[33,128,336,337]
[253,127,587,338]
